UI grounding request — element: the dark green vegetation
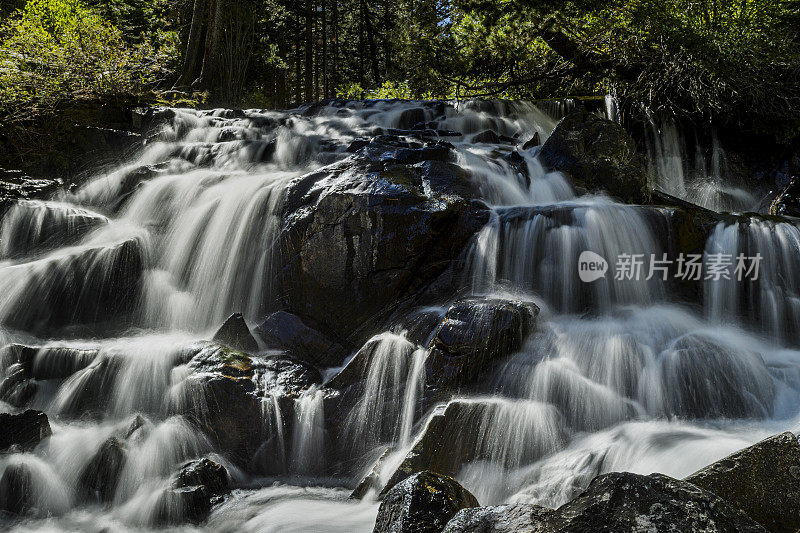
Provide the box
[2,0,800,129]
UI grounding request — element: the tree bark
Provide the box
[175,0,208,88]
[363,0,380,81]
[193,0,225,89]
[304,0,314,102]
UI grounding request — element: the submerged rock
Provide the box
[0,409,52,452]
[256,310,346,367]
[79,437,126,502]
[212,313,259,353]
[0,233,145,334]
[443,503,552,533]
[0,462,34,515]
[685,431,800,532]
[530,472,765,532]
[365,399,563,497]
[373,471,478,533]
[153,457,230,525]
[425,297,538,393]
[540,110,649,203]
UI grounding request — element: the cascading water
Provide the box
[1,98,799,532]
[644,114,758,212]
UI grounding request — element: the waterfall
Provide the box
[2,99,800,531]
[341,332,427,455]
[705,218,800,343]
[290,386,326,475]
[644,114,757,212]
[467,199,667,312]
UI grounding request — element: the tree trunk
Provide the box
[193,0,225,90]
[322,0,328,98]
[304,0,314,102]
[175,0,208,87]
[363,0,380,82]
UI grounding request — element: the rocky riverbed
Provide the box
[1,98,800,532]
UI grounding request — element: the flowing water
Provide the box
[1,99,799,531]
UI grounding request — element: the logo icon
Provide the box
[578,251,608,282]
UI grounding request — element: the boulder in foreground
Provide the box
[686,431,800,532]
[374,471,479,533]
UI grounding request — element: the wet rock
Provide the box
[175,457,230,497]
[176,343,321,465]
[685,431,800,531]
[124,414,147,438]
[0,168,62,203]
[769,177,800,217]
[0,233,145,334]
[522,132,541,150]
[0,200,108,259]
[131,106,176,132]
[657,332,774,419]
[373,471,478,533]
[347,139,371,152]
[0,462,34,515]
[540,110,649,203]
[443,503,552,533]
[29,345,99,380]
[0,366,37,408]
[472,130,500,144]
[0,409,52,452]
[398,108,427,130]
[79,437,126,502]
[278,153,489,342]
[256,311,346,367]
[152,457,230,525]
[369,399,563,498]
[152,485,215,525]
[213,313,259,353]
[529,472,765,532]
[425,298,538,392]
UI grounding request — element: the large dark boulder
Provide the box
[0,409,52,452]
[278,152,489,342]
[540,110,650,203]
[172,343,321,466]
[529,472,765,532]
[443,504,552,533]
[212,313,259,353]
[425,297,538,394]
[373,471,479,533]
[79,437,126,502]
[685,432,800,532]
[256,310,346,367]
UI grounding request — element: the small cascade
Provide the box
[290,386,326,475]
[705,218,800,343]
[644,114,757,212]
[0,221,149,333]
[341,333,427,456]
[468,199,667,312]
[0,200,108,259]
[252,392,288,474]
